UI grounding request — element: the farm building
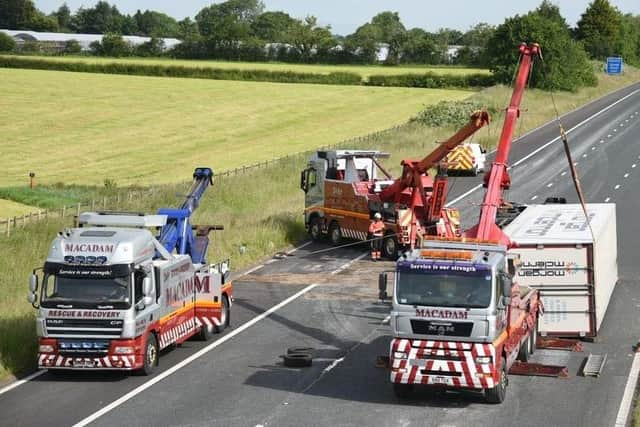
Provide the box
[0,29,181,52]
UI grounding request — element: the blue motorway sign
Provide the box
[606,57,623,75]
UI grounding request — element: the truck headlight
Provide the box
[39,344,54,353]
[475,356,492,364]
[114,346,134,354]
[393,352,408,359]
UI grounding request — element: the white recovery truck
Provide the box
[27,168,233,374]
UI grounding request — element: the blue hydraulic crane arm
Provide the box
[156,168,214,261]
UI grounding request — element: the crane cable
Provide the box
[543,59,596,241]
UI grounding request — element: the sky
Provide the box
[34,0,640,36]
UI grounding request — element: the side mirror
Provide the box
[143,296,153,306]
[300,170,308,193]
[27,293,36,304]
[378,273,388,301]
[142,277,153,296]
[29,274,38,293]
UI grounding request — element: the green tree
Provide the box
[0,0,56,31]
[488,2,596,91]
[177,18,199,40]
[250,11,295,42]
[576,0,622,59]
[63,39,81,54]
[614,14,640,65]
[134,10,179,37]
[370,11,406,64]
[400,28,436,64]
[135,37,164,56]
[344,23,381,63]
[53,3,71,31]
[460,23,495,66]
[92,33,131,56]
[286,15,335,61]
[195,0,264,46]
[0,32,16,51]
[72,1,124,34]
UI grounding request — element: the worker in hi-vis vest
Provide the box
[368,212,385,261]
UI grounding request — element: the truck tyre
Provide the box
[529,316,538,355]
[517,332,531,362]
[485,357,508,404]
[283,352,312,367]
[197,318,212,341]
[382,233,398,259]
[393,383,413,398]
[140,333,158,376]
[214,295,230,333]
[328,221,342,246]
[471,165,479,177]
[309,217,324,241]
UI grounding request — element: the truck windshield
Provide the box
[396,272,492,308]
[41,273,132,309]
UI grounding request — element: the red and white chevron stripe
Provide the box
[158,317,196,349]
[194,315,221,334]
[38,354,137,369]
[390,338,497,389]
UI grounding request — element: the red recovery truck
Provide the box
[386,43,549,403]
[300,110,490,258]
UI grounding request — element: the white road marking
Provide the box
[560,171,567,176]
[624,173,629,178]
[626,119,629,122]
[0,370,46,396]
[615,185,621,190]
[591,146,596,151]
[330,252,368,275]
[446,88,640,207]
[242,265,264,276]
[614,352,640,427]
[608,134,612,138]
[605,198,611,203]
[547,183,554,188]
[322,357,345,374]
[382,315,391,325]
[72,251,368,427]
[613,129,617,132]
[600,140,604,144]
[531,195,538,200]
[286,241,312,254]
[633,164,637,168]
[620,123,624,127]
[582,154,588,158]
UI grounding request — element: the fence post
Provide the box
[91,199,95,211]
[62,205,66,219]
[6,220,10,237]
[76,203,81,218]
[103,197,107,210]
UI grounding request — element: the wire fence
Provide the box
[0,123,406,237]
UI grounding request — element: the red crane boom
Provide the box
[464,43,541,245]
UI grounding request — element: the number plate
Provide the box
[429,376,452,386]
[74,359,95,368]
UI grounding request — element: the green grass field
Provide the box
[0,199,37,221]
[9,55,490,79]
[0,68,472,188]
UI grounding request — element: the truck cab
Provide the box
[386,239,539,402]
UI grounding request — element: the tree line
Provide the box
[0,0,639,90]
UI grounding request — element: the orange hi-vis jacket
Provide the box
[368,220,385,236]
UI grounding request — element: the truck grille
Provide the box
[410,319,473,337]
[46,318,123,338]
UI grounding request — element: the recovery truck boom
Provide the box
[301,110,489,257]
[28,168,232,375]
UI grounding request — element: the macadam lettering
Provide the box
[166,275,211,305]
[65,243,115,253]
[415,308,468,320]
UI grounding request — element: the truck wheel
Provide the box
[485,357,508,404]
[197,318,212,341]
[517,332,531,362]
[309,217,324,241]
[382,234,398,259]
[393,383,413,398]
[215,295,230,333]
[328,222,342,246]
[471,165,479,177]
[140,333,158,376]
[529,316,538,355]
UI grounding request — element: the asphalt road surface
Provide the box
[1,82,640,427]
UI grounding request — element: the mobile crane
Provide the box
[301,110,489,258]
[28,168,232,375]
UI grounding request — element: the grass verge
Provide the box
[0,64,638,381]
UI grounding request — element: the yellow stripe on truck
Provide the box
[304,206,370,220]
